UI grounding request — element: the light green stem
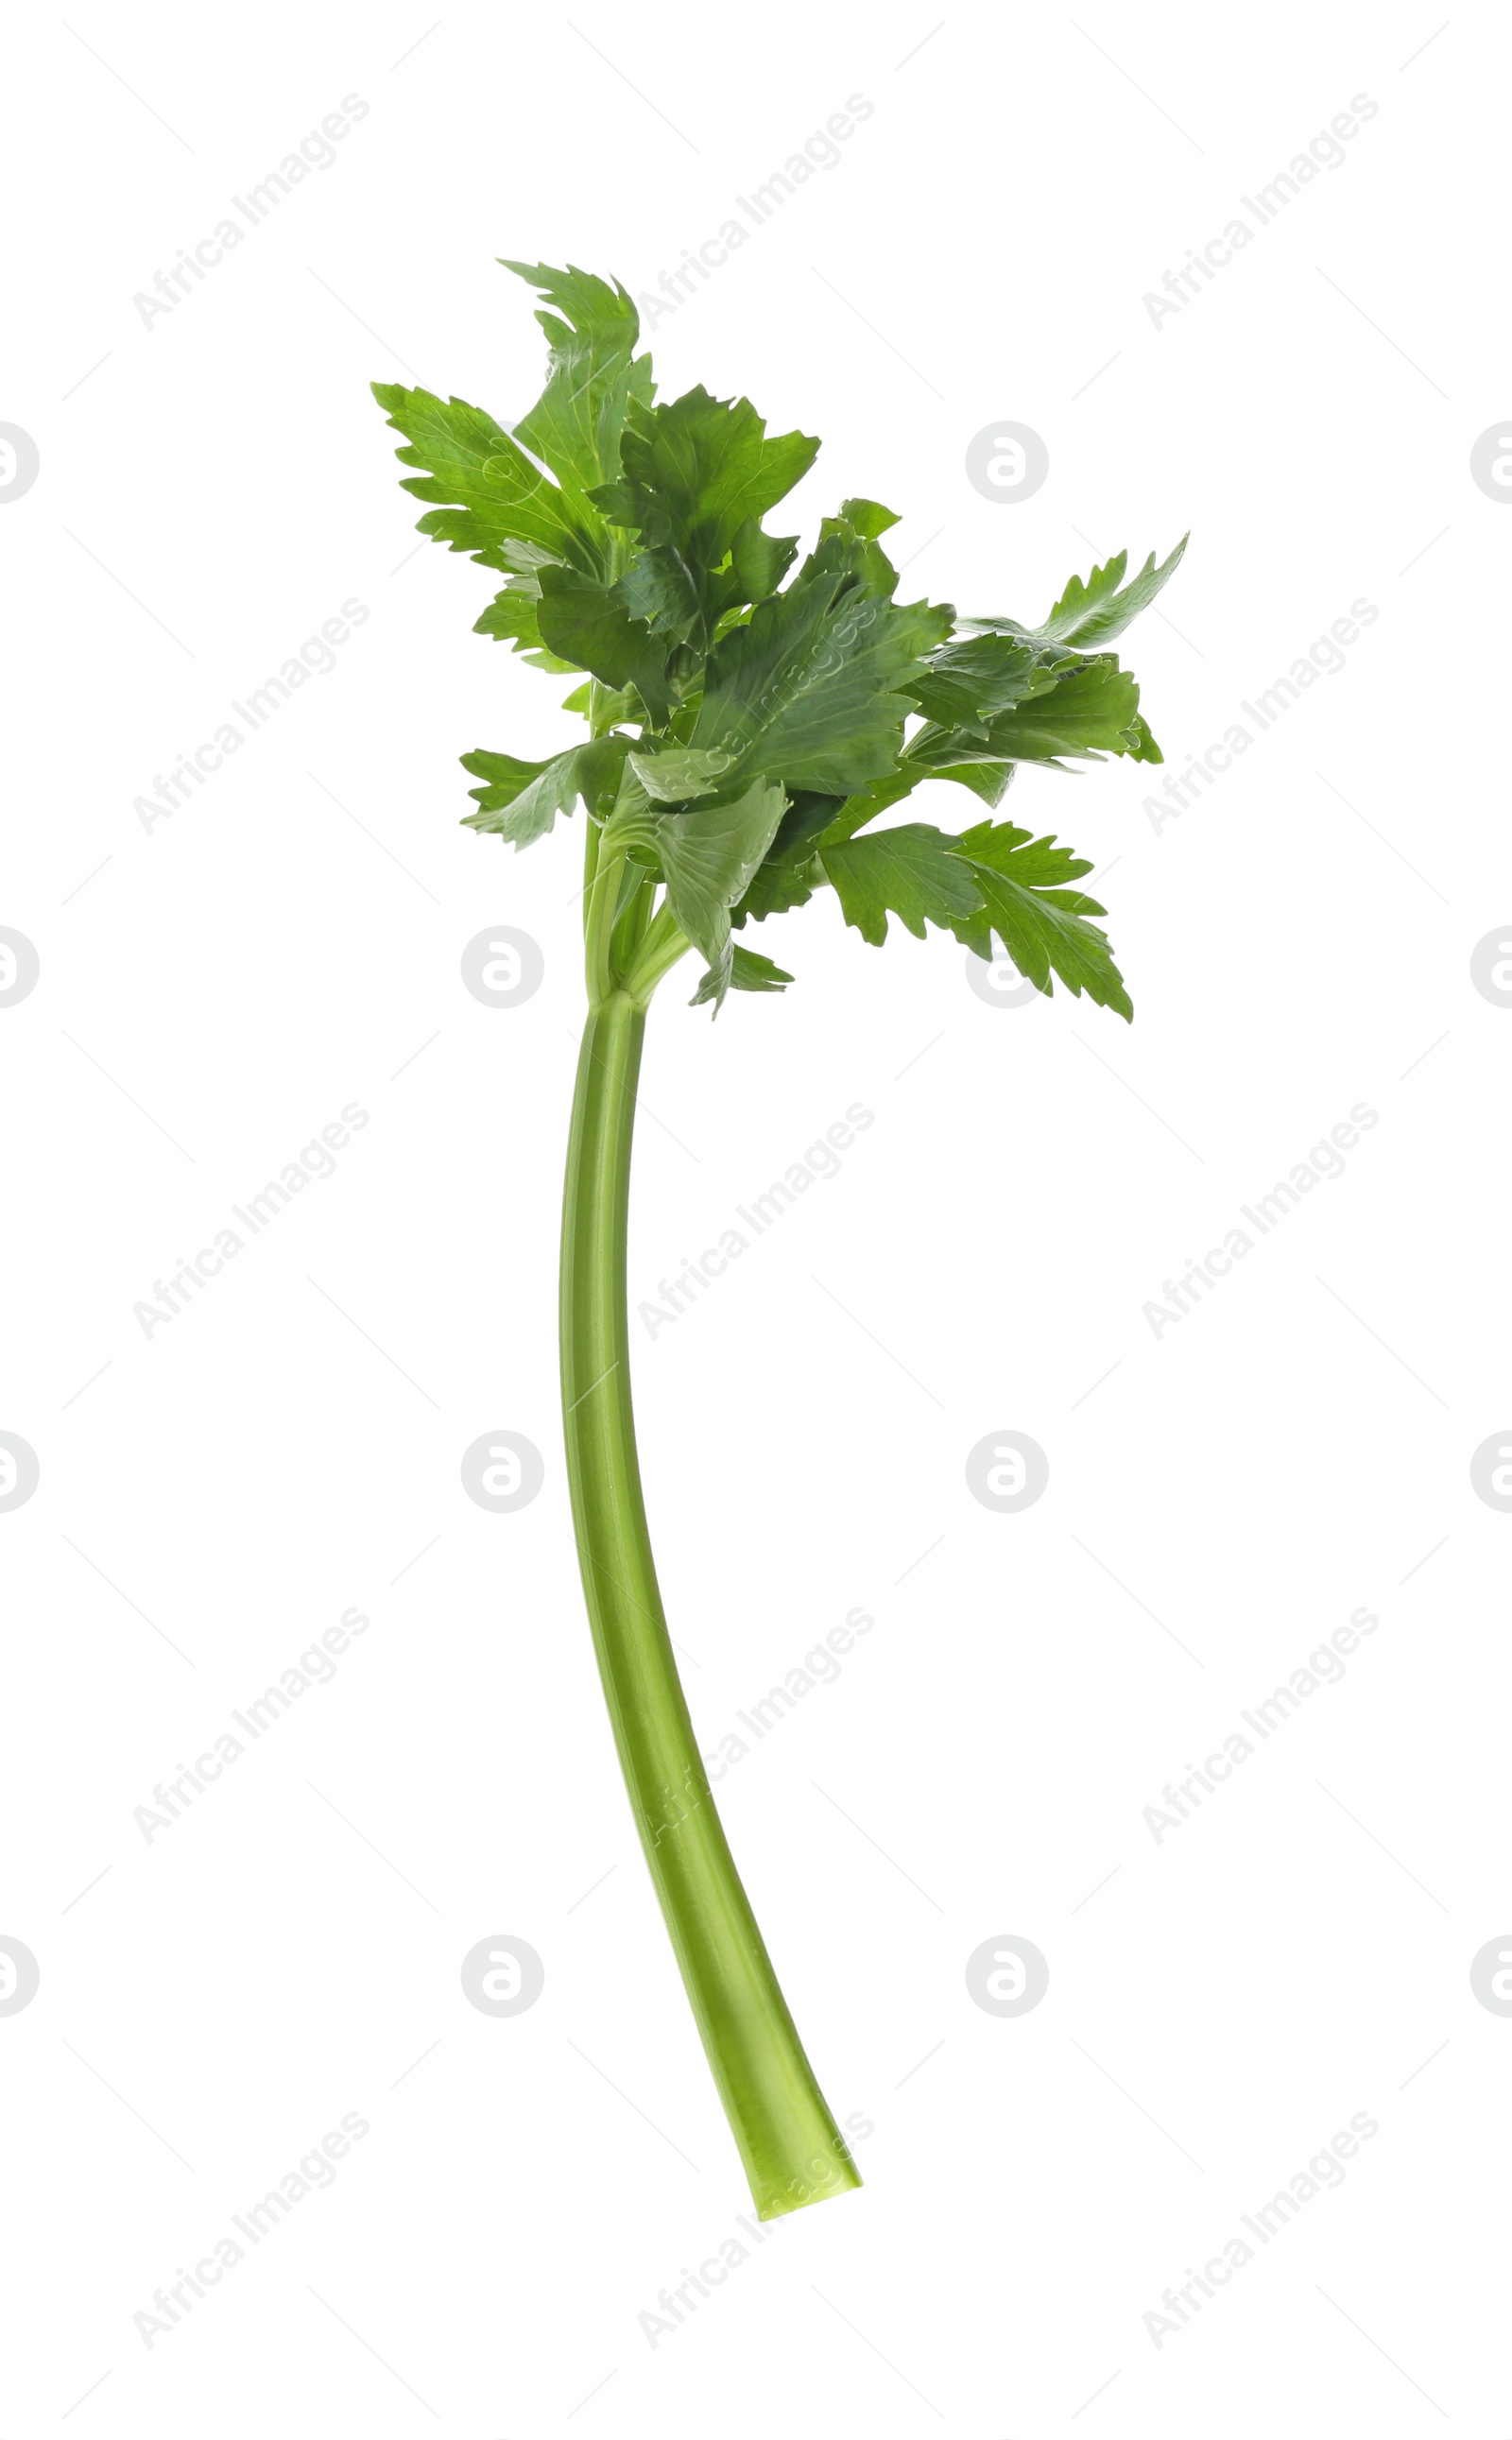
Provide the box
[558,923,861,2218]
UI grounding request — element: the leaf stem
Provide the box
[558,983,862,2219]
[584,836,627,1005]
[623,902,692,1005]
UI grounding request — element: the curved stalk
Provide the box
[559,931,861,2219]
[623,902,693,1006]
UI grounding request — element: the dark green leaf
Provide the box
[460,736,628,849]
[613,551,698,636]
[730,516,799,604]
[690,942,793,1005]
[559,679,636,724]
[820,823,984,947]
[473,580,541,647]
[905,747,1018,807]
[816,768,923,844]
[589,386,819,637]
[1121,711,1164,764]
[535,567,674,721]
[810,753,1013,846]
[836,497,902,539]
[804,515,902,601]
[1033,535,1187,650]
[913,657,1152,767]
[652,777,787,976]
[471,570,576,669]
[767,789,850,859]
[959,823,1096,891]
[612,387,819,545]
[502,261,654,516]
[982,660,1148,760]
[967,535,1188,653]
[458,747,546,806]
[628,746,737,802]
[692,561,951,796]
[730,854,822,928]
[371,383,601,574]
[903,632,1057,733]
[952,819,1132,1020]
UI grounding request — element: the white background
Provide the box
[3,2,1507,2431]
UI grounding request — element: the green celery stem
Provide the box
[559,988,861,2220]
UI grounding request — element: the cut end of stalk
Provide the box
[749,2149,865,2224]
